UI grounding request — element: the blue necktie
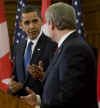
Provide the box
[24,41,33,76]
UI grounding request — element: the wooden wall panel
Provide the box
[82,0,100,48]
[4,0,17,47]
[5,1,17,46]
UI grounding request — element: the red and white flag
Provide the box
[41,0,51,24]
[0,0,12,92]
[41,0,51,36]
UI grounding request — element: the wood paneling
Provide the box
[82,0,100,48]
[5,1,17,46]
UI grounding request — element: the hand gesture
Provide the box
[8,76,23,93]
[20,87,37,107]
[27,61,44,80]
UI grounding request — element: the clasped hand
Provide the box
[27,61,44,80]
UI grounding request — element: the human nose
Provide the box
[29,22,34,28]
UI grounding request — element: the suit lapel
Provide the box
[30,34,45,65]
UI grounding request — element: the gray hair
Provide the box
[45,2,76,30]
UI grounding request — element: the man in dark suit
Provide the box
[21,2,98,108]
[8,5,57,96]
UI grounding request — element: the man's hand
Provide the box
[20,87,37,107]
[27,61,44,80]
[8,76,23,93]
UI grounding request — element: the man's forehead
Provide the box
[22,12,38,17]
[21,12,40,20]
[22,17,39,21]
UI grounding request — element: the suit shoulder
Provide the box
[14,39,26,53]
[16,39,26,47]
[44,35,57,46]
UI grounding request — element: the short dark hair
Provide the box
[20,5,41,20]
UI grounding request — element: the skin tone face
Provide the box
[20,11,42,40]
[46,21,58,42]
[46,22,54,39]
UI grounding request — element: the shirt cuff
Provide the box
[36,95,41,105]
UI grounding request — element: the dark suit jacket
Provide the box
[41,32,98,108]
[11,33,57,96]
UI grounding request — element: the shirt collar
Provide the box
[58,30,75,48]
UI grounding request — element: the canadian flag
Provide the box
[41,0,51,36]
[41,0,51,24]
[0,0,12,92]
